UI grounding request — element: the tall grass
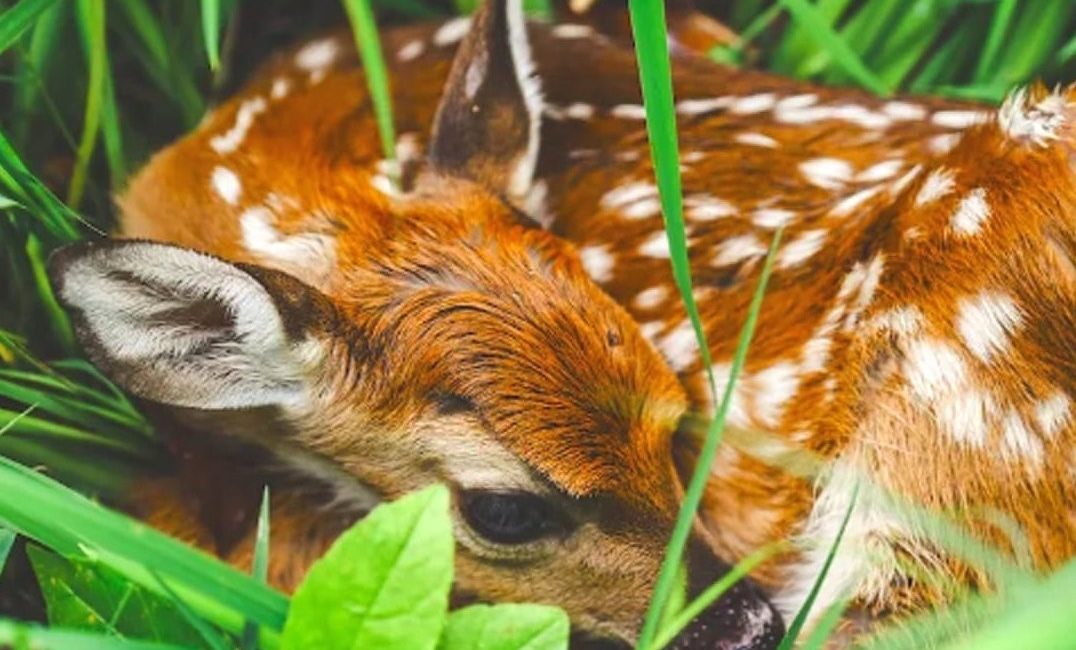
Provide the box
[1,1,1075,649]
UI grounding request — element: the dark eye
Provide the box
[460,491,566,545]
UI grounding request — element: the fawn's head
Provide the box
[49,1,782,646]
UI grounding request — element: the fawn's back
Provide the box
[110,9,1076,638]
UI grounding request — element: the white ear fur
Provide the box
[50,241,323,410]
[505,0,542,198]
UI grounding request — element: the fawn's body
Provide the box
[53,5,1075,647]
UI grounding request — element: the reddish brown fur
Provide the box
[116,13,1076,642]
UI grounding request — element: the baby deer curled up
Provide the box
[49,0,1076,647]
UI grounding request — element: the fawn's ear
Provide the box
[48,240,337,411]
[427,0,542,201]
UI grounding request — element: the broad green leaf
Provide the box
[438,604,569,650]
[281,484,454,650]
[27,545,207,647]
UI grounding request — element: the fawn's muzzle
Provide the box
[666,541,784,650]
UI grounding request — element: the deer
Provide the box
[46,0,1076,647]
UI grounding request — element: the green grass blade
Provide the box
[973,0,1016,83]
[776,483,859,650]
[778,0,889,95]
[0,0,59,53]
[650,542,786,649]
[242,486,271,650]
[342,0,398,176]
[0,618,193,650]
[200,0,221,70]
[0,528,15,574]
[24,234,75,353]
[798,597,851,650]
[0,454,289,634]
[66,0,105,209]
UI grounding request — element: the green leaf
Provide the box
[242,486,271,650]
[281,484,454,650]
[778,0,890,95]
[27,545,207,647]
[0,0,59,53]
[438,603,569,650]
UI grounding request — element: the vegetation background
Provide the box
[0,0,1075,649]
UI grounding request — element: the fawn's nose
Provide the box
[667,540,784,650]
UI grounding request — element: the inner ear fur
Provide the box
[48,239,344,411]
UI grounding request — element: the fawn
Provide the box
[48,0,1075,647]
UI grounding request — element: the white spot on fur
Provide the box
[638,231,671,258]
[830,104,892,130]
[611,104,648,119]
[928,133,962,155]
[634,285,668,311]
[434,16,472,46]
[951,187,990,236]
[295,38,339,70]
[639,320,665,342]
[775,94,818,111]
[397,39,425,62]
[240,207,335,285]
[1034,392,1072,439]
[891,164,922,195]
[714,233,766,266]
[752,208,796,229]
[956,291,1022,362]
[932,110,988,129]
[658,319,699,372]
[211,166,241,205]
[882,101,927,121]
[601,182,658,211]
[998,87,1069,146]
[579,244,614,283]
[938,387,997,447]
[831,185,883,217]
[730,93,777,114]
[857,159,903,182]
[676,96,732,115]
[210,97,267,154]
[270,78,290,100]
[551,23,594,39]
[752,362,801,427]
[684,194,736,221]
[735,131,779,148]
[867,306,924,337]
[914,167,955,206]
[615,150,641,162]
[1001,408,1043,465]
[902,338,968,407]
[800,158,854,190]
[777,229,827,269]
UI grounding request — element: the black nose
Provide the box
[666,578,784,650]
[667,542,785,650]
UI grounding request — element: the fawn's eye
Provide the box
[460,490,566,545]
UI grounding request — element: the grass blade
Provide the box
[0,618,193,650]
[0,527,14,573]
[342,0,397,175]
[0,0,59,53]
[650,542,786,649]
[778,0,889,95]
[200,0,221,70]
[776,483,859,650]
[242,486,271,650]
[66,0,105,209]
[0,454,289,636]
